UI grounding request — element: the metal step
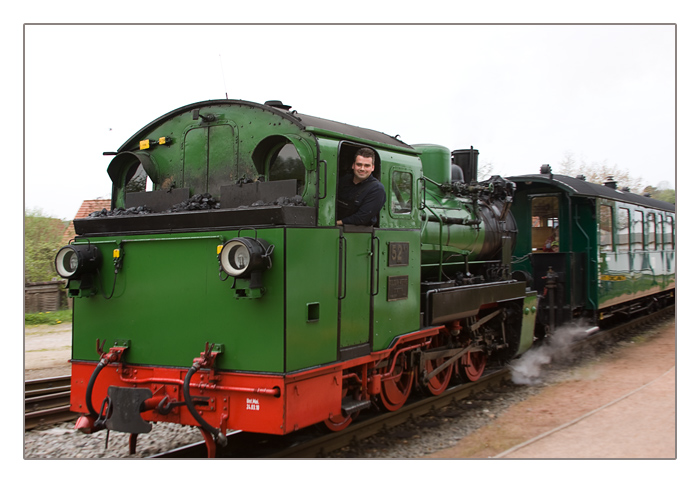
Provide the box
[341,397,371,416]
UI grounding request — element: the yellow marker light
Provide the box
[159,137,167,145]
[113,249,121,258]
[139,139,150,150]
[217,245,223,255]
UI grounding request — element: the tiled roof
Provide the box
[61,199,111,244]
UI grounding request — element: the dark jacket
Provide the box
[337,173,386,226]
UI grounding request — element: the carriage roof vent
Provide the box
[265,100,292,110]
[576,174,586,181]
[540,164,553,180]
[604,176,617,190]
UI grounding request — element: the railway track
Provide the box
[25,375,75,430]
[25,305,674,456]
[155,305,675,458]
[270,365,512,458]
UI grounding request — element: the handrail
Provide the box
[338,234,348,300]
[318,159,328,200]
[371,234,380,296]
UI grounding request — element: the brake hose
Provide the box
[183,362,228,447]
[85,359,108,421]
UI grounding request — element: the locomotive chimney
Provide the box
[452,147,479,184]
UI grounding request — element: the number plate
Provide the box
[388,242,410,266]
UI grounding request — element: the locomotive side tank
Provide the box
[58,99,536,456]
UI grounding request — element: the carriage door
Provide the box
[529,195,566,325]
[529,195,563,293]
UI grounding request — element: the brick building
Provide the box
[61,199,111,244]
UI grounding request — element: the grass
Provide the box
[25,309,72,326]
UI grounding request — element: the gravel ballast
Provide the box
[25,318,670,459]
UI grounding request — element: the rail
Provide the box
[155,304,675,458]
[25,375,75,430]
[25,305,674,456]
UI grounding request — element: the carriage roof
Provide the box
[507,173,675,212]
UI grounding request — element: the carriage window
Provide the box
[632,210,644,251]
[531,196,559,252]
[599,205,613,252]
[664,215,675,250]
[269,143,305,194]
[391,171,413,214]
[646,213,656,250]
[617,208,630,252]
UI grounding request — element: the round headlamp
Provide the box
[219,237,273,278]
[55,244,103,280]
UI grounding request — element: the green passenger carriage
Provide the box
[509,168,675,334]
[58,99,537,456]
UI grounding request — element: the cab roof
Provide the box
[118,99,414,153]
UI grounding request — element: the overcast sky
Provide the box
[23,23,677,220]
[11,3,698,473]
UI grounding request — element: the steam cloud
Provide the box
[509,323,591,385]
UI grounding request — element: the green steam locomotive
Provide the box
[57,98,540,456]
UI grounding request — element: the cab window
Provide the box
[390,170,413,214]
[124,162,153,193]
[269,143,305,195]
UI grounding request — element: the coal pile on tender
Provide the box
[89,205,154,217]
[165,193,220,212]
[89,193,221,217]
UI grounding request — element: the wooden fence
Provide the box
[25,281,67,313]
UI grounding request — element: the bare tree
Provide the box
[477,159,494,181]
[557,151,644,193]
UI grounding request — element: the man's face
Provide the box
[352,155,374,182]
